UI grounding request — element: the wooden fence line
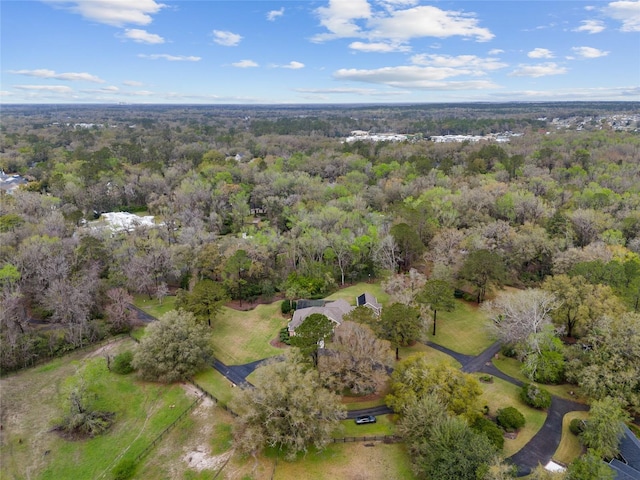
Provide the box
[133,396,203,464]
[331,435,401,444]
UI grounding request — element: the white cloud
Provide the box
[333,65,499,89]
[123,80,143,86]
[571,46,609,58]
[410,54,507,73]
[212,30,242,46]
[43,0,165,27]
[349,41,411,53]
[138,54,201,61]
[282,61,305,69]
[492,85,640,100]
[102,86,119,92]
[267,7,284,21]
[488,49,504,55]
[313,0,372,42]
[232,60,259,68]
[368,5,494,42]
[509,62,568,77]
[605,0,640,31]
[528,48,555,59]
[295,86,407,96]
[13,85,74,93]
[313,2,493,43]
[573,19,606,33]
[122,28,164,44]
[9,69,104,83]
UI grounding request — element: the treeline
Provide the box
[1,104,639,372]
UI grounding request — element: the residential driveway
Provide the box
[137,306,589,475]
[509,396,589,476]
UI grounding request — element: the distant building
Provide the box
[0,171,28,194]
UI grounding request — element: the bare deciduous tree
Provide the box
[319,321,392,395]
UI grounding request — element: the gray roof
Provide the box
[288,299,354,332]
[357,292,382,311]
[609,426,640,480]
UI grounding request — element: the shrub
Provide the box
[281,299,292,315]
[523,349,565,384]
[279,327,291,345]
[500,343,517,358]
[569,418,586,436]
[496,407,526,432]
[520,383,552,409]
[112,458,136,480]
[472,417,504,450]
[111,351,134,375]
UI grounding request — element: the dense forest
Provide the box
[1,102,640,407]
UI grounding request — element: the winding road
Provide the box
[135,306,588,476]
[210,340,589,476]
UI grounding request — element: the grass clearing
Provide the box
[325,281,390,305]
[397,342,462,367]
[492,355,589,403]
[339,414,396,437]
[269,441,417,480]
[424,299,493,355]
[552,411,588,466]
[0,337,194,480]
[192,367,236,408]
[478,376,547,458]
[133,294,176,318]
[136,399,236,480]
[211,304,286,364]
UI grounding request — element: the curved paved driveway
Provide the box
[138,307,589,475]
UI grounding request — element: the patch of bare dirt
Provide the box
[269,338,289,349]
[183,448,232,472]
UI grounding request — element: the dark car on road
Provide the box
[354,415,376,425]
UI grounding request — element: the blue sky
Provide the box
[1,0,639,104]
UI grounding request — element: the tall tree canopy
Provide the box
[230,350,346,460]
[418,279,456,336]
[132,310,211,383]
[459,249,506,303]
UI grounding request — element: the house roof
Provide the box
[609,425,640,480]
[357,292,382,310]
[0,172,27,192]
[288,299,354,332]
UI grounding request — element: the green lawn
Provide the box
[339,414,396,437]
[269,442,417,480]
[325,281,390,305]
[425,299,493,355]
[133,294,176,318]
[477,376,547,458]
[211,303,286,364]
[492,355,589,403]
[192,367,236,408]
[553,411,588,466]
[1,338,194,480]
[397,342,462,367]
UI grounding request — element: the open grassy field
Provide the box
[269,442,417,480]
[325,281,390,305]
[425,299,494,355]
[211,304,286,364]
[0,338,194,480]
[133,294,176,318]
[477,375,547,458]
